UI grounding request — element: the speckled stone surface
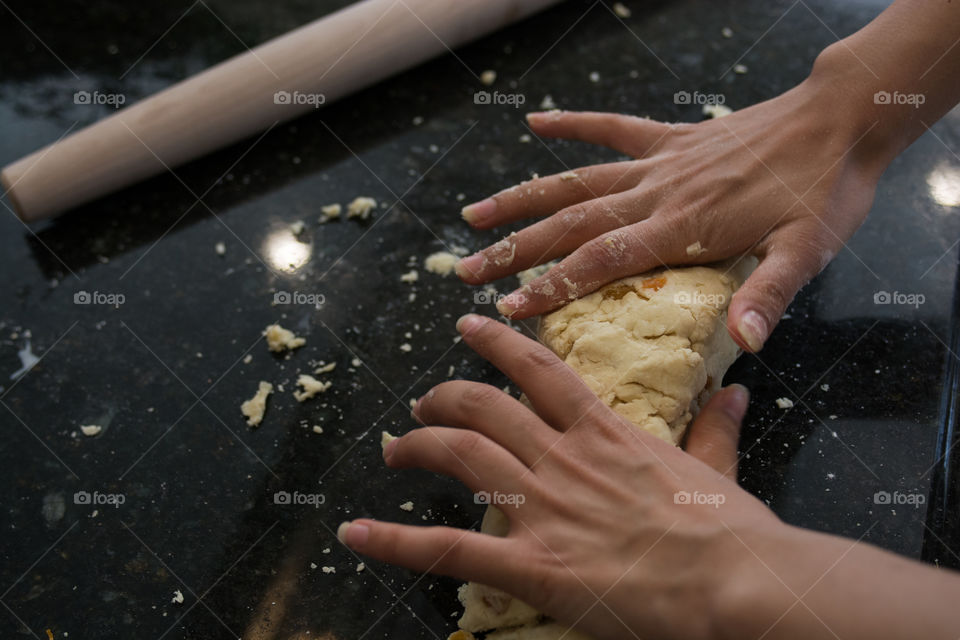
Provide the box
[1,0,959,637]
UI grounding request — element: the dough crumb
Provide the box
[424,251,459,276]
[347,196,377,220]
[686,241,706,257]
[721,26,733,38]
[588,71,600,83]
[480,70,497,86]
[399,501,414,512]
[264,324,306,352]
[820,383,830,391]
[399,343,412,352]
[381,431,398,450]
[294,374,332,402]
[242,354,253,364]
[613,2,631,18]
[539,95,557,110]
[351,357,362,367]
[242,381,273,427]
[733,64,748,75]
[356,562,365,573]
[775,397,795,409]
[703,103,733,119]
[310,562,318,569]
[80,424,102,437]
[290,220,306,236]
[400,269,419,283]
[518,134,531,143]
[321,566,336,574]
[320,203,342,222]
[312,425,324,434]
[314,362,336,374]
[559,171,579,181]
[214,242,226,256]
[171,590,184,604]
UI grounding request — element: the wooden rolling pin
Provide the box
[1,0,561,222]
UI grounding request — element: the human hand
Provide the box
[454,76,885,352]
[337,315,785,639]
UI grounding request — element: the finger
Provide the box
[496,217,689,319]
[455,315,605,431]
[726,234,829,352]
[414,381,557,467]
[384,426,530,496]
[459,161,644,230]
[456,187,653,285]
[338,519,522,588]
[682,385,749,480]
[527,110,672,158]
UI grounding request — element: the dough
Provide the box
[346,196,377,219]
[263,324,305,352]
[241,381,273,427]
[293,374,331,402]
[424,251,459,276]
[450,258,755,639]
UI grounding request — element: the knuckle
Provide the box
[448,429,486,461]
[458,383,504,412]
[517,344,565,376]
[749,276,794,318]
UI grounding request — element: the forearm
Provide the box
[721,524,960,639]
[805,0,960,172]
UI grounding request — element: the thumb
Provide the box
[526,110,670,158]
[683,385,749,480]
[727,246,823,352]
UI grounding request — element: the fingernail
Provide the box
[525,112,545,125]
[723,384,750,420]
[455,254,483,280]
[383,437,398,461]
[338,521,370,547]
[461,198,496,225]
[737,311,767,352]
[456,313,484,335]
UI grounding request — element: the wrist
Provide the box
[799,42,904,178]
[709,521,821,640]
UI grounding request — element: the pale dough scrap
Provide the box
[264,324,305,352]
[80,424,102,437]
[346,196,377,219]
[293,374,331,402]
[451,259,756,639]
[241,381,273,427]
[424,251,459,276]
[381,430,398,449]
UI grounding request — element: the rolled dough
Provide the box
[450,258,755,639]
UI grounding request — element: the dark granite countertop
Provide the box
[1,0,959,638]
